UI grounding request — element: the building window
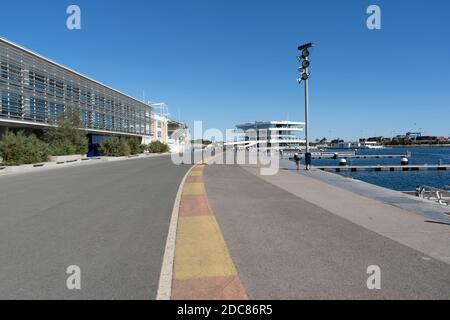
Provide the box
[48,102,64,122]
[1,91,22,118]
[28,97,46,122]
[55,80,64,98]
[48,78,56,96]
[35,98,46,122]
[1,62,22,87]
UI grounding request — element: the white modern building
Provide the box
[226,120,306,152]
[148,101,189,152]
[167,119,188,153]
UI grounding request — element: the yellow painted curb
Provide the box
[174,216,237,280]
[182,183,206,195]
[172,164,247,299]
[189,170,204,177]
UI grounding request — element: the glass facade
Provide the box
[0,38,152,136]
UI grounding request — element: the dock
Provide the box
[315,164,450,172]
[312,154,411,160]
[290,151,412,160]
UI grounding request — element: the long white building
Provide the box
[226,120,306,152]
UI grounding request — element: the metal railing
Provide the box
[415,185,450,206]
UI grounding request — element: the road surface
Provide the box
[0,155,190,299]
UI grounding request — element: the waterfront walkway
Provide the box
[197,155,450,299]
[279,158,450,225]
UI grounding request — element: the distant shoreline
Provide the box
[316,144,450,149]
[385,144,450,148]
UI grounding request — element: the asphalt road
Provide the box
[0,155,191,299]
[204,165,450,299]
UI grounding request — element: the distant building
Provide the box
[152,114,168,144]
[357,137,385,149]
[167,120,188,153]
[226,120,305,152]
[331,141,360,149]
[406,132,422,141]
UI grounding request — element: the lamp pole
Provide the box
[297,42,314,170]
[304,56,310,161]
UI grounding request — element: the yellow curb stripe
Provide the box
[174,216,237,280]
[188,170,203,177]
[172,165,247,300]
[182,183,206,195]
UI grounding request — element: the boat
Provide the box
[360,141,385,149]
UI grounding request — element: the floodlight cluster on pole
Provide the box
[297,42,315,170]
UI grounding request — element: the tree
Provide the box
[331,138,344,144]
[125,137,142,155]
[43,108,88,156]
[99,137,131,157]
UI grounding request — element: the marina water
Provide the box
[312,147,450,191]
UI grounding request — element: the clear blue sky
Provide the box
[1,0,449,140]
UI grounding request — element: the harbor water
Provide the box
[311,147,450,191]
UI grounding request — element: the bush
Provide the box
[49,139,77,156]
[139,143,147,153]
[148,141,170,153]
[126,137,142,155]
[99,137,130,157]
[43,108,88,156]
[0,131,50,166]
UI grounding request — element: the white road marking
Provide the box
[156,165,195,300]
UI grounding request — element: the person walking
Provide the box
[294,153,301,171]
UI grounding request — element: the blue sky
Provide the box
[1,0,449,140]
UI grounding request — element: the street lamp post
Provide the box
[297,42,315,170]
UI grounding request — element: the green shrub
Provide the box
[43,108,88,156]
[126,137,142,155]
[0,131,50,166]
[139,143,147,153]
[99,137,131,157]
[148,141,170,153]
[49,139,77,156]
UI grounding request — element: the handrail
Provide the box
[416,185,450,206]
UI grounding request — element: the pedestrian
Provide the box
[294,153,301,171]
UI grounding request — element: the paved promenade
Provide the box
[278,158,450,225]
[199,156,450,299]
